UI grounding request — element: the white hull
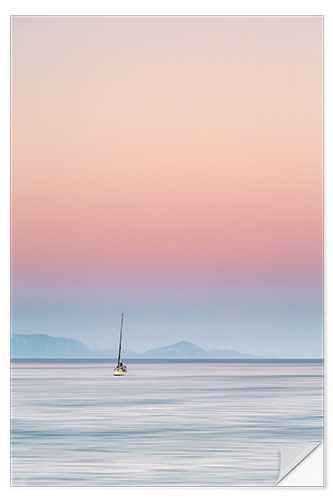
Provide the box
[113,368,127,376]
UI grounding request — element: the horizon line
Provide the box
[10,357,324,362]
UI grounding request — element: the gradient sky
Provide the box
[11,16,323,357]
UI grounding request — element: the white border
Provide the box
[1,1,331,499]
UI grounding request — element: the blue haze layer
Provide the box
[11,289,323,358]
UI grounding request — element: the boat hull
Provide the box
[113,368,127,376]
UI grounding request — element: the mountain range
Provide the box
[11,334,258,359]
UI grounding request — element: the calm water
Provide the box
[11,360,323,486]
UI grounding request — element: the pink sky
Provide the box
[11,16,323,294]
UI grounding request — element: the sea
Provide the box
[11,359,323,486]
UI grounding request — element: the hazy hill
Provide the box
[11,334,137,359]
[142,340,208,359]
[11,334,257,359]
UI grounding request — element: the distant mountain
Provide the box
[11,334,137,359]
[11,334,258,359]
[141,341,258,359]
[142,341,208,359]
[11,334,91,359]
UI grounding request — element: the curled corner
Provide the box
[275,442,321,485]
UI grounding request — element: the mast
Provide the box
[117,313,124,366]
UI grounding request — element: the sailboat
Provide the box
[113,313,127,376]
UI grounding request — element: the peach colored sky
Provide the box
[11,16,323,294]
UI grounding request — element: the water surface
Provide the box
[11,359,323,486]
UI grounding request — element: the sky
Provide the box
[11,16,323,357]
